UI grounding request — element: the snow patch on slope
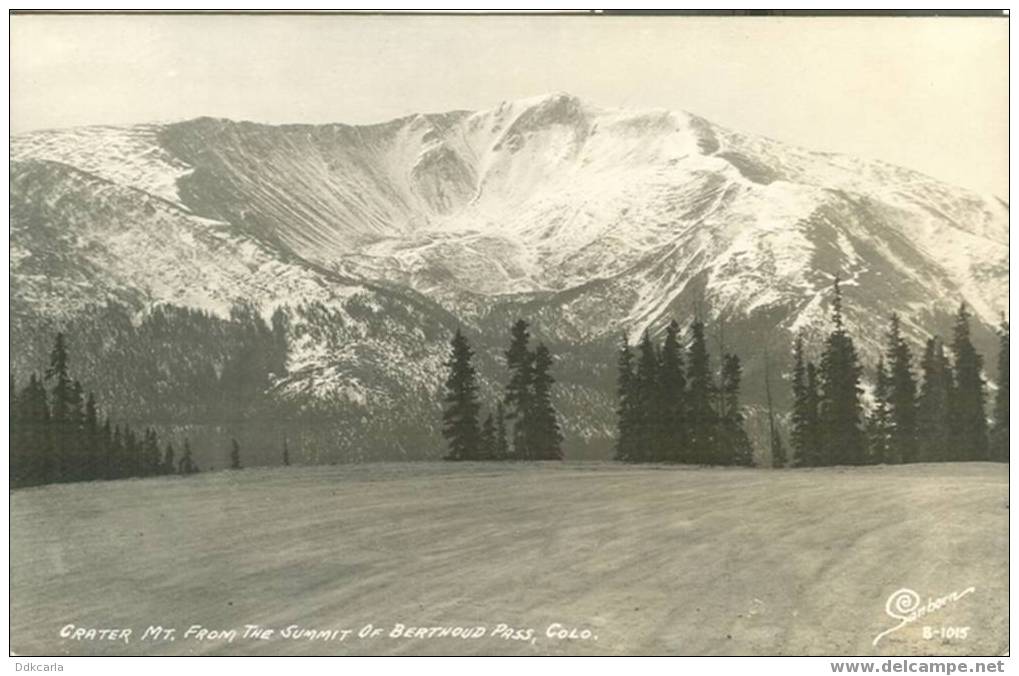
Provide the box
[9,93,1009,357]
[10,124,191,205]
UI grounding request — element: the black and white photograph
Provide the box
[7,10,1010,662]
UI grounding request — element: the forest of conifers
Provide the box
[438,277,1009,468]
[9,278,1009,488]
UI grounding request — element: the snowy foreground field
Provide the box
[11,462,1008,656]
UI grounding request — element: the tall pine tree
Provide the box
[771,429,787,469]
[124,426,139,478]
[82,392,100,481]
[100,418,113,479]
[45,333,73,482]
[504,320,535,460]
[805,362,821,463]
[818,276,865,465]
[491,403,509,460]
[529,344,564,461]
[867,357,893,464]
[479,411,497,460]
[10,374,19,485]
[442,329,482,461]
[885,314,918,463]
[950,304,988,461]
[614,337,638,462]
[143,428,161,476]
[718,354,753,466]
[917,337,953,462]
[179,439,197,474]
[658,320,687,463]
[686,320,717,465]
[163,441,176,475]
[18,375,51,485]
[110,425,125,478]
[791,334,813,467]
[764,349,785,468]
[634,330,662,462]
[67,380,85,481]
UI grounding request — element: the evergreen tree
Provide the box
[885,314,918,463]
[124,425,139,478]
[100,418,113,479]
[45,333,74,482]
[764,349,784,468]
[179,439,196,474]
[163,441,176,475]
[82,392,100,480]
[18,375,51,486]
[8,369,159,486]
[9,374,19,485]
[504,320,534,459]
[143,428,162,476]
[494,403,509,460]
[633,330,661,462]
[718,354,753,466]
[11,374,31,486]
[138,429,149,476]
[529,344,564,460]
[68,380,85,481]
[442,329,482,461]
[805,362,821,463]
[950,304,988,461]
[128,426,141,476]
[111,425,125,479]
[614,337,638,462]
[479,411,497,460]
[659,320,687,462]
[686,320,717,464]
[818,276,866,465]
[867,357,893,464]
[917,337,953,462]
[990,318,1009,462]
[230,439,242,469]
[771,428,787,469]
[283,437,291,466]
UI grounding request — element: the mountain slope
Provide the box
[9,94,1008,461]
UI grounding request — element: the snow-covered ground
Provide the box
[10,462,1007,656]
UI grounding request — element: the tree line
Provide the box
[614,318,753,466]
[13,298,464,465]
[788,277,1008,467]
[10,333,202,487]
[441,319,562,461]
[15,283,1006,477]
[12,301,294,467]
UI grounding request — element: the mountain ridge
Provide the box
[9,93,1008,463]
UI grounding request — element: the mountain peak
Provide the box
[9,92,1009,461]
[10,94,1008,333]
[515,90,582,106]
[492,91,585,118]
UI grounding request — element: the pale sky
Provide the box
[10,13,1009,197]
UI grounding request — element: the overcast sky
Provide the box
[10,13,1008,197]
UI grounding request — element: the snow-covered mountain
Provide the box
[9,93,1009,461]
